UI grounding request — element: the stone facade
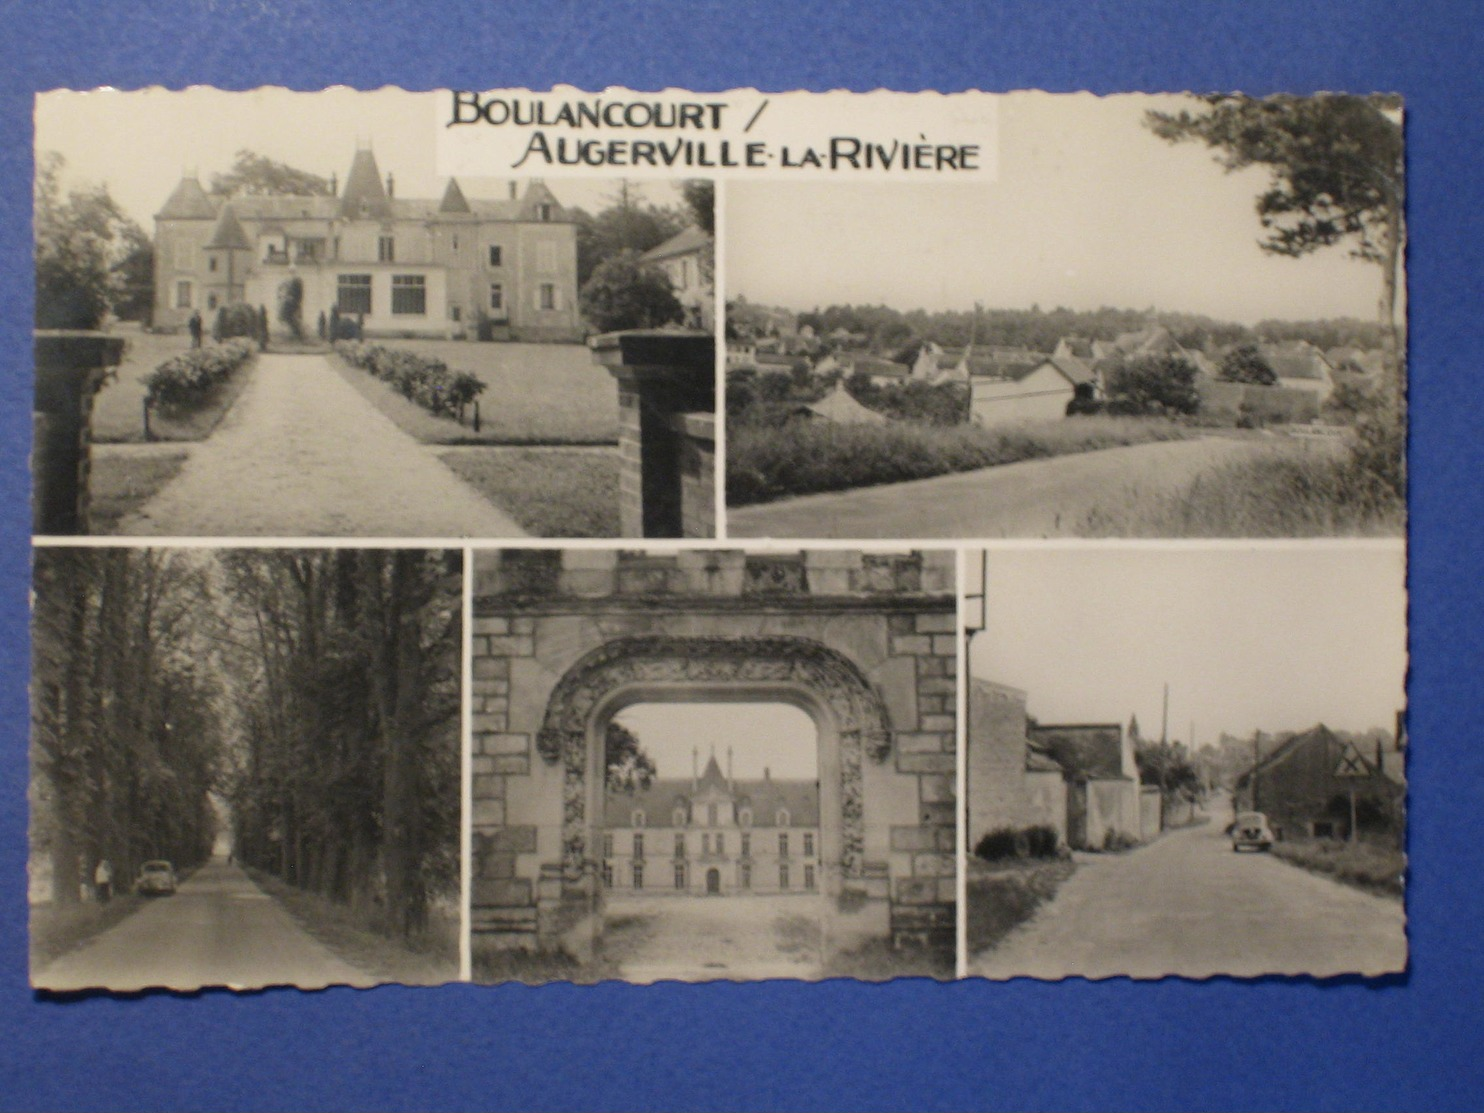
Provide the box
[468,549,956,960]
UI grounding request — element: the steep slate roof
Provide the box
[641,225,710,264]
[338,148,392,220]
[1234,723,1405,791]
[157,176,218,220]
[1027,724,1130,781]
[205,203,251,250]
[438,177,472,214]
[798,385,889,425]
[603,762,821,827]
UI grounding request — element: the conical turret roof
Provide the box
[205,202,251,250]
[157,175,217,220]
[338,148,390,219]
[438,177,472,214]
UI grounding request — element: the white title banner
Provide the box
[435,87,999,180]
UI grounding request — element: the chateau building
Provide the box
[602,751,822,896]
[152,148,581,341]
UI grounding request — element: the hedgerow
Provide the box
[144,338,256,409]
[335,340,486,419]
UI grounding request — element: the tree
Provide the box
[108,221,154,323]
[1104,353,1201,415]
[570,181,686,285]
[1219,342,1278,385]
[579,250,682,332]
[209,149,334,198]
[278,276,304,340]
[1145,95,1405,379]
[604,721,656,794]
[34,152,148,329]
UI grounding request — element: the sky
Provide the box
[34,87,683,226]
[968,544,1407,745]
[612,702,818,782]
[727,92,1387,325]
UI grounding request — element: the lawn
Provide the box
[726,415,1192,506]
[966,856,1077,957]
[342,339,618,445]
[1272,839,1406,899]
[89,324,256,443]
[1077,438,1405,537]
[87,447,188,533]
[438,447,620,537]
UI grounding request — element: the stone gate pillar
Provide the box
[33,331,125,535]
[590,330,715,538]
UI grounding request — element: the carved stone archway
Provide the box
[535,635,894,887]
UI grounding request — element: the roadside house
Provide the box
[969,355,1092,426]
[1234,723,1405,841]
[1027,722,1142,850]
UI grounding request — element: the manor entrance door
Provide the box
[706,868,720,894]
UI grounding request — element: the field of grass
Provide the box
[1272,839,1406,899]
[87,448,188,533]
[726,415,1192,506]
[245,868,459,985]
[966,857,1077,957]
[348,339,618,445]
[30,892,150,972]
[89,325,256,443]
[1078,442,1405,537]
[438,447,620,537]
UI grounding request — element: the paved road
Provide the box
[603,893,825,982]
[115,354,526,537]
[729,436,1330,539]
[34,858,377,992]
[970,814,1406,980]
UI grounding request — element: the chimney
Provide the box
[764,766,771,782]
[692,746,698,791]
[386,172,394,198]
[509,181,518,200]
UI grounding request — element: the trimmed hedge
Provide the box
[144,338,256,409]
[974,824,1061,863]
[335,340,485,419]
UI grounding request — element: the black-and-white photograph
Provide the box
[963,544,1407,980]
[466,547,956,983]
[725,93,1404,539]
[34,88,716,540]
[29,547,463,992]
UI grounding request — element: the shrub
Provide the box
[335,340,487,420]
[212,302,260,343]
[974,824,1061,863]
[144,338,255,409]
[1105,353,1201,415]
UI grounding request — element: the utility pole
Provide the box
[1251,730,1261,813]
[1160,683,1169,745]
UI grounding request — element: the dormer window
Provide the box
[537,202,553,221]
[738,807,752,828]
[632,809,645,829]
[776,808,790,827]
[672,807,686,828]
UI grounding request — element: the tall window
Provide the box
[633,833,644,859]
[715,833,724,855]
[487,244,503,267]
[537,203,553,221]
[779,864,790,890]
[632,863,643,889]
[674,864,686,890]
[207,293,219,310]
[602,834,613,858]
[803,833,815,857]
[391,275,426,315]
[451,233,459,252]
[740,833,751,858]
[337,274,372,315]
[707,803,717,826]
[804,865,816,890]
[488,284,505,312]
[740,863,751,889]
[674,834,685,858]
[377,235,395,262]
[601,862,613,888]
[538,283,557,310]
[779,833,789,857]
[208,256,218,273]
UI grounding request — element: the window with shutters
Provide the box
[539,283,556,310]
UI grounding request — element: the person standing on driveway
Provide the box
[94,858,113,903]
[188,310,203,349]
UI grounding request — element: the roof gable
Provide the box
[205,203,251,250]
[439,177,472,214]
[339,148,391,220]
[157,176,218,220]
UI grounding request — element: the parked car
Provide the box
[1231,812,1275,852]
[135,860,177,895]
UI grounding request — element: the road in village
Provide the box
[602,893,826,982]
[34,857,376,992]
[971,809,1407,980]
[112,353,526,537]
[729,435,1339,539]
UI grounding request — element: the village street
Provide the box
[33,857,377,992]
[601,893,826,982]
[111,354,527,537]
[971,813,1407,981]
[729,436,1337,538]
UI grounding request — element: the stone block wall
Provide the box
[966,679,1032,847]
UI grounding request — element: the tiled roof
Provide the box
[156,176,217,220]
[800,385,888,425]
[205,203,251,250]
[1259,342,1332,382]
[640,224,711,263]
[603,772,820,828]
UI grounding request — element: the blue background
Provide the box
[2,2,1480,1109]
